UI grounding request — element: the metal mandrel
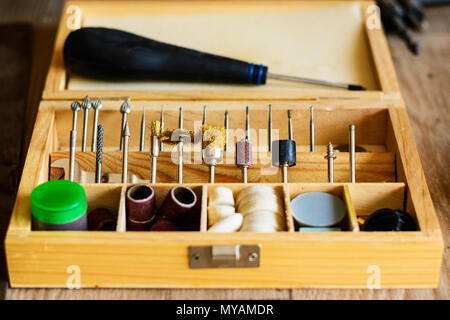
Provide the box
[310,106,315,152]
[349,124,356,183]
[122,122,130,183]
[150,121,161,184]
[202,105,207,125]
[91,98,102,152]
[160,106,164,152]
[224,110,229,152]
[95,124,103,183]
[119,99,131,151]
[81,95,92,152]
[325,142,337,183]
[236,106,253,183]
[69,101,81,182]
[268,104,272,152]
[173,107,191,184]
[202,125,226,184]
[140,106,146,152]
[288,109,293,140]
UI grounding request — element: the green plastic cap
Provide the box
[31,180,87,225]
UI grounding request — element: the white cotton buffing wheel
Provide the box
[208,213,243,233]
[244,211,285,230]
[237,196,283,216]
[236,185,276,204]
[208,204,235,227]
[209,187,235,206]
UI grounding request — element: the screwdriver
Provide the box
[64,27,365,91]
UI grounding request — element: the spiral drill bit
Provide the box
[325,142,337,183]
[91,99,102,152]
[95,124,103,183]
[272,110,296,183]
[349,125,356,183]
[122,122,130,183]
[236,106,252,183]
[150,121,161,183]
[140,106,146,152]
[81,95,92,152]
[119,99,131,151]
[69,101,81,182]
[202,124,226,184]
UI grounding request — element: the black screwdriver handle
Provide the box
[64,27,268,85]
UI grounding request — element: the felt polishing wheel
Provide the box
[290,192,347,227]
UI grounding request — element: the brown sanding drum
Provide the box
[126,184,156,230]
[151,186,197,231]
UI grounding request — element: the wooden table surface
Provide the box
[0,1,448,300]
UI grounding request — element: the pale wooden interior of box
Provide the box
[67,1,379,91]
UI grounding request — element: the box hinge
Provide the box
[189,245,260,268]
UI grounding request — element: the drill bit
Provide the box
[91,98,102,152]
[95,124,103,183]
[349,125,356,183]
[288,110,293,140]
[272,110,296,183]
[325,142,337,183]
[160,106,164,152]
[310,106,315,152]
[202,105,207,125]
[202,125,226,184]
[224,110,229,152]
[268,104,272,152]
[122,122,130,183]
[236,106,253,183]
[119,99,131,151]
[140,106,145,151]
[69,101,81,182]
[150,121,161,183]
[81,95,91,152]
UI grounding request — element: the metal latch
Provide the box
[189,245,260,268]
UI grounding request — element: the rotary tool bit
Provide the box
[202,125,226,184]
[224,110,229,152]
[64,27,366,90]
[91,98,102,152]
[349,125,356,183]
[202,105,207,125]
[272,110,296,183]
[236,106,252,183]
[81,95,91,152]
[122,122,130,183]
[69,101,81,182]
[140,106,146,152]
[95,124,103,183]
[325,142,337,183]
[160,106,164,152]
[310,106,315,152]
[119,99,131,151]
[173,107,191,184]
[150,120,161,183]
[268,104,272,152]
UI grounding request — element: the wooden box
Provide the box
[5,0,443,288]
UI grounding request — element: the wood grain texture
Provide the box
[2,1,449,300]
[50,151,396,184]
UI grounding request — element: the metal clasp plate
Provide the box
[189,245,260,268]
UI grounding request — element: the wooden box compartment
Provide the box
[4,0,443,288]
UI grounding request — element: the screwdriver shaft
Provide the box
[268,72,349,90]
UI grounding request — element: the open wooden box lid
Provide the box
[43,0,401,101]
